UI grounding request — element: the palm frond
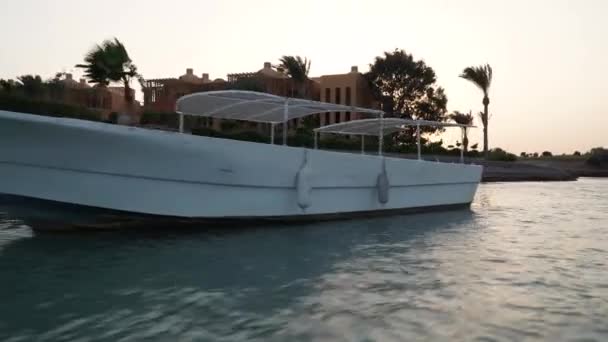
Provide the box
[449,110,474,125]
[75,37,142,89]
[460,64,492,96]
[278,55,310,83]
[75,38,143,105]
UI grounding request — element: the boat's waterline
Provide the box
[0,111,482,229]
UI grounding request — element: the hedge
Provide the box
[0,95,103,122]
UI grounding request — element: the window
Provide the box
[325,112,330,125]
[325,88,331,102]
[345,87,351,105]
[345,112,351,121]
[335,87,341,104]
[335,112,341,123]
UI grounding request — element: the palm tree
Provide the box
[76,38,142,110]
[460,64,492,158]
[277,56,311,98]
[449,110,474,154]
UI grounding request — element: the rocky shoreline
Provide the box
[477,159,607,182]
[381,152,607,182]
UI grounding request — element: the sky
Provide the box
[1,0,606,154]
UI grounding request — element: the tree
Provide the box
[460,64,492,159]
[0,79,17,94]
[542,151,553,157]
[586,147,608,167]
[573,151,581,156]
[76,38,142,110]
[46,73,67,102]
[449,110,474,154]
[75,43,112,87]
[365,49,448,145]
[520,152,527,157]
[277,56,311,98]
[17,75,45,99]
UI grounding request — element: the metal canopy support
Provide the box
[460,127,465,164]
[179,113,184,133]
[378,113,384,156]
[314,132,318,149]
[270,123,275,145]
[361,135,365,154]
[282,99,288,145]
[416,124,421,160]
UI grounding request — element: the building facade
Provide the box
[141,63,375,133]
[143,68,226,114]
[58,73,140,122]
[316,66,375,126]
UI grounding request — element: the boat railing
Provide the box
[313,118,475,163]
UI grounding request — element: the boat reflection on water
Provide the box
[0,209,474,340]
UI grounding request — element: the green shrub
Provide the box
[140,111,179,127]
[319,135,374,151]
[0,94,102,122]
[487,148,517,162]
[108,112,119,124]
[288,131,314,148]
[190,126,221,137]
[586,148,608,167]
[229,130,268,143]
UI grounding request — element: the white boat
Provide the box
[0,91,482,230]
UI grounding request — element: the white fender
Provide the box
[377,158,389,204]
[296,150,312,210]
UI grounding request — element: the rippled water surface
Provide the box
[1,179,607,341]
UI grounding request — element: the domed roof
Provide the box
[60,73,81,88]
[257,62,288,79]
[179,68,202,83]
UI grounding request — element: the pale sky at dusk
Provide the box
[1,0,606,154]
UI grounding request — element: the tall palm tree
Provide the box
[449,110,474,154]
[277,56,311,98]
[76,38,141,110]
[460,64,492,158]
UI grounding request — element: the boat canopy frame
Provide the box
[175,90,384,145]
[175,90,475,162]
[313,118,475,162]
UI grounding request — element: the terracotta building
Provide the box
[143,68,226,113]
[58,73,141,122]
[316,66,376,126]
[143,63,322,112]
[141,63,375,133]
[227,62,320,100]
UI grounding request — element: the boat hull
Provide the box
[0,193,471,231]
[0,111,482,230]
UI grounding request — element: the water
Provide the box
[0,179,607,341]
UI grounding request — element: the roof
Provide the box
[175,90,384,124]
[314,118,474,136]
